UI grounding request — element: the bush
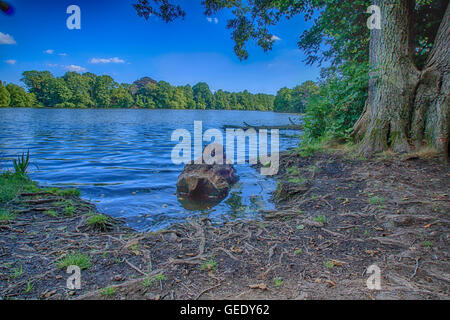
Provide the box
[303,62,369,144]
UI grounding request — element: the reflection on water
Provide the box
[0,108,301,231]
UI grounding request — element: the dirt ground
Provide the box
[0,150,448,300]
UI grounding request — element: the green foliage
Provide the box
[314,215,326,224]
[368,196,386,206]
[57,252,92,270]
[274,81,319,113]
[10,264,24,279]
[303,62,369,144]
[100,286,116,297]
[13,150,30,177]
[200,257,218,271]
[288,177,306,185]
[15,72,275,110]
[142,273,166,287]
[44,187,81,197]
[286,166,300,176]
[0,82,11,107]
[0,208,16,222]
[296,141,324,157]
[0,171,36,203]
[86,214,111,231]
[45,209,58,218]
[274,277,284,287]
[5,84,36,107]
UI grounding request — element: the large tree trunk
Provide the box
[353,0,449,158]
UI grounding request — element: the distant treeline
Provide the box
[0,71,318,113]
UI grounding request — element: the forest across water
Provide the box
[0,71,318,113]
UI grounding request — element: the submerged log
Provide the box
[176,163,239,209]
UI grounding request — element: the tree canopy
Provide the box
[2,70,289,111]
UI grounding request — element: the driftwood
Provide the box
[176,163,239,210]
[222,117,303,131]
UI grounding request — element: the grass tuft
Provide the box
[87,214,111,231]
[57,252,92,270]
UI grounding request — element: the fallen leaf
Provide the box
[231,246,243,254]
[249,283,268,291]
[325,280,336,288]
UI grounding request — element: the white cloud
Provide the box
[59,53,67,56]
[65,65,87,72]
[89,57,125,64]
[206,17,219,24]
[0,32,16,45]
[44,49,54,54]
[271,35,281,41]
[5,59,16,65]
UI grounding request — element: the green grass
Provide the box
[100,286,116,297]
[314,215,326,224]
[11,264,24,279]
[0,208,16,222]
[45,209,58,218]
[274,277,284,287]
[0,172,38,203]
[324,260,334,269]
[86,214,110,230]
[368,196,386,205]
[286,166,300,176]
[422,240,433,249]
[142,273,167,287]
[57,252,92,270]
[296,141,324,157]
[200,257,218,271]
[288,176,307,184]
[43,187,81,197]
[25,279,33,294]
[294,249,303,255]
[63,200,76,216]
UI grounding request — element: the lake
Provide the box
[0,108,301,231]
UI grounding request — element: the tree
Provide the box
[274,88,292,113]
[21,71,54,103]
[193,82,214,109]
[40,78,72,107]
[134,0,449,157]
[111,86,134,108]
[63,72,94,108]
[214,90,230,110]
[0,82,11,107]
[5,84,36,107]
[93,75,117,107]
[353,1,449,157]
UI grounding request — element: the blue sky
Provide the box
[0,0,321,94]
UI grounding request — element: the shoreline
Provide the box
[0,148,448,300]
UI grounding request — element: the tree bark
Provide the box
[353,0,449,158]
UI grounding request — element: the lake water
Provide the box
[0,108,301,231]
